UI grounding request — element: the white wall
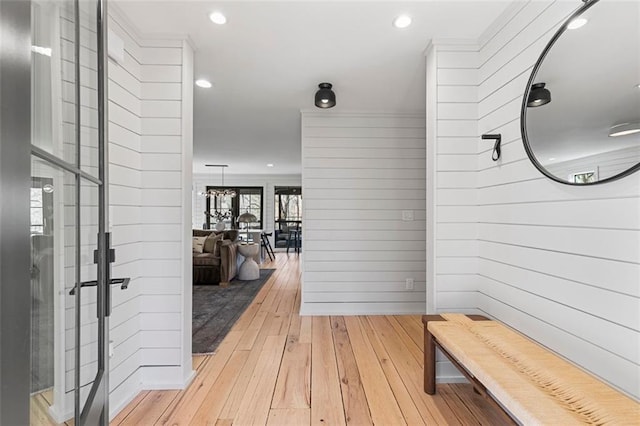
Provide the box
[427,0,640,399]
[301,112,426,315]
[192,173,301,240]
[86,7,192,420]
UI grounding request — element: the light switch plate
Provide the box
[405,278,414,290]
[402,210,414,221]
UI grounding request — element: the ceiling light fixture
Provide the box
[567,18,588,30]
[266,163,274,168]
[201,164,236,228]
[608,122,640,137]
[315,83,336,108]
[393,15,412,29]
[527,82,551,107]
[195,79,212,88]
[209,12,227,25]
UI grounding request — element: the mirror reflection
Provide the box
[522,0,640,185]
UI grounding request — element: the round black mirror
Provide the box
[521,0,640,185]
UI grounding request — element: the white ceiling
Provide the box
[114,1,512,175]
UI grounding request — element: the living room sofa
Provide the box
[192,229,240,285]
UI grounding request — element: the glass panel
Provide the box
[31,1,77,165]
[29,158,81,422]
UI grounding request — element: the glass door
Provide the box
[29,0,111,423]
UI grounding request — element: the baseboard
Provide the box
[300,302,425,316]
[141,365,196,390]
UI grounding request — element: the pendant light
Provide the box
[315,82,336,108]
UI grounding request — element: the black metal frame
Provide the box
[520,0,640,186]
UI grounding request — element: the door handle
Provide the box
[69,277,130,295]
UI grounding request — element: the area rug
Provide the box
[192,269,275,354]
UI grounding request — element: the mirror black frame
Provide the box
[520,0,640,186]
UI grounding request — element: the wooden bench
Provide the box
[423,313,640,425]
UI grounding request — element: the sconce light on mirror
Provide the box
[527,82,551,107]
[482,133,502,161]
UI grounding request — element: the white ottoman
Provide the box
[237,243,260,280]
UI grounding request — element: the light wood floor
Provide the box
[34,253,511,425]
[113,253,510,426]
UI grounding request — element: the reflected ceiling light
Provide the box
[567,18,588,30]
[315,83,336,108]
[393,15,412,29]
[209,12,227,25]
[195,79,212,88]
[527,82,551,107]
[609,122,640,137]
[266,163,274,168]
[31,45,52,56]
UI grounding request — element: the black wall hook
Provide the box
[482,134,502,161]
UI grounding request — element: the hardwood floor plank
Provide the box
[156,331,243,425]
[190,350,250,425]
[111,391,150,425]
[311,316,347,426]
[365,316,451,425]
[267,408,310,425]
[343,316,406,426]
[121,391,180,426]
[30,394,56,426]
[233,335,287,426]
[271,342,311,409]
[331,316,373,426]
[451,384,516,426]
[218,314,282,420]
[437,384,480,426]
[359,317,425,426]
[395,314,425,350]
[385,315,425,364]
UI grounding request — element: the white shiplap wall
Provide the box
[428,0,640,399]
[54,8,194,420]
[301,112,426,315]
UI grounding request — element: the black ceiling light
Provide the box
[315,82,336,108]
[527,82,551,107]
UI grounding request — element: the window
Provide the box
[275,186,302,223]
[205,186,263,229]
[31,178,53,235]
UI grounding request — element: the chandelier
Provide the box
[200,164,236,222]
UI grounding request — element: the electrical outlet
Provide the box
[405,278,414,290]
[402,210,414,221]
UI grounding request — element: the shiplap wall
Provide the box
[49,8,193,421]
[109,7,194,410]
[192,173,301,247]
[428,0,640,398]
[301,112,426,315]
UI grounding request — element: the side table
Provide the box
[237,243,260,280]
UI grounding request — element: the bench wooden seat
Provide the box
[423,313,640,425]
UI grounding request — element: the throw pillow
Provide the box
[192,236,207,253]
[204,232,224,254]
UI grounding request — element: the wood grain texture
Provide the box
[105,254,513,426]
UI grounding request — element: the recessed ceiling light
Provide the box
[209,12,227,25]
[609,123,640,137]
[548,158,556,161]
[567,18,588,30]
[393,15,412,29]
[195,79,212,88]
[266,163,274,168]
